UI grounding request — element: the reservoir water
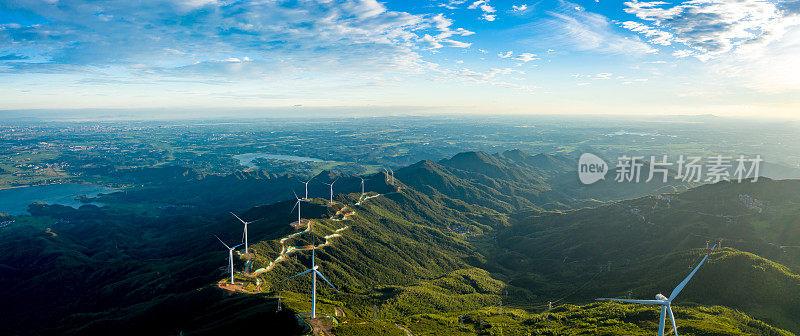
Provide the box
[234,153,328,168]
[0,184,117,215]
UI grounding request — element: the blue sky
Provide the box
[1,0,800,117]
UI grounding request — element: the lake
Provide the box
[234,153,328,168]
[0,184,118,215]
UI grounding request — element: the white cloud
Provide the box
[178,0,220,10]
[672,50,694,58]
[513,52,538,62]
[498,51,514,58]
[443,39,473,48]
[468,0,487,10]
[440,0,467,10]
[223,57,252,63]
[621,0,800,61]
[619,21,673,46]
[455,28,476,36]
[513,4,529,12]
[572,72,616,80]
[712,23,800,93]
[593,72,612,79]
[469,0,498,21]
[418,34,444,49]
[425,13,475,49]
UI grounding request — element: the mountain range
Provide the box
[1,149,798,335]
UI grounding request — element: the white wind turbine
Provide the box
[383,168,394,185]
[597,243,718,336]
[322,179,338,205]
[230,212,258,254]
[301,177,314,199]
[287,240,338,318]
[291,190,309,225]
[215,235,244,284]
[359,177,369,195]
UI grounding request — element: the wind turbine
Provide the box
[216,235,244,284]
[291,190,309,225]
[322,179,338,205]
[301,177,314,199]
[287,240,338,318]
[359,177,369,195]
[383,168,394,185]
[597,243,718,336]
[230,212,258,254]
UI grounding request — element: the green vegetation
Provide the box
[2,146,799,335]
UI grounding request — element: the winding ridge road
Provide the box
[221,190,389,290]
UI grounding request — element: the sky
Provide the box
[1,0,800,118]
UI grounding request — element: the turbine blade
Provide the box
[232,243,244,249]
[230,212,247,224]
[668,244,717,301]
[596,298,665,305]
[291,200,299,214]
[668,306,679,336]
[315,269,338,292]
[215,235,231,249]
[659,305,667,336]
[292,189,299,200]
[288,268,313,279]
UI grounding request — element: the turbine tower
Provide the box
[322,179,337,205]
[287,241,338,318]
[230,212,257,253]
[301,177,314,199]
[359,177,368,195]
[597,243,718,336]
[291,190,309,225]
[215,235,244,284]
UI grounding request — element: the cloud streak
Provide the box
[547,7,657,55]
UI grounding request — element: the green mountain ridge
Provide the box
[1,149,798,335]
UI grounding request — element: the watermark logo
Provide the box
[578,153,763,184]
[578,153,608,185]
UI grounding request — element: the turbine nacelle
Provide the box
[656,294,668,301]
